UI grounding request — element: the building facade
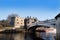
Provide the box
[10,16,24,28]
[55,13,60,39]
[24,16,38,29]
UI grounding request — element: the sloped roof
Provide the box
[55,13,60,19]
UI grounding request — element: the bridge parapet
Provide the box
[27,22,54,30]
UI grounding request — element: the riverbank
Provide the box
[0,28,26,33]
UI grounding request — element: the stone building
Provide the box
[24,16,38,29]
[55,13,60,39]
[10,16,24,28]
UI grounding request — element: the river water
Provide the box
[0,32,56,40]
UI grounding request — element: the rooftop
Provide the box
[55,13,60,19]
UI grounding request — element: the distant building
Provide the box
[44,19,56,27]
[10,16,24,28]
[24,16,38,29]
[55,13,60,39]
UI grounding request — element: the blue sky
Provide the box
[0,0,60,21]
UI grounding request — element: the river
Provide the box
[0,32,56,40]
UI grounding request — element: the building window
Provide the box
[17,22,19,24]
[21,23,22,24]
[52,24,56,25]
[17,19,18,21]
[32,22,34,23]
[21,20,23,21]
[27,22,29,24]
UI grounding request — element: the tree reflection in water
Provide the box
[0,34,14,40]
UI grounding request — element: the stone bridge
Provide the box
[27,22,54,32]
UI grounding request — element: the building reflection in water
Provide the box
[14,33,25,40]
[0,32,55,40]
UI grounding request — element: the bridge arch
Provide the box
[28,25,49,32]
[27,24,53,32]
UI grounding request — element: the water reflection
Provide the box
[0,34,14,40]
[14,33,25,40]
[35,32,56,40]
[25,32,44,40]
[0,33,24,40]
[0,32,56,40]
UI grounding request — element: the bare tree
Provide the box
[7,14,19,21]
